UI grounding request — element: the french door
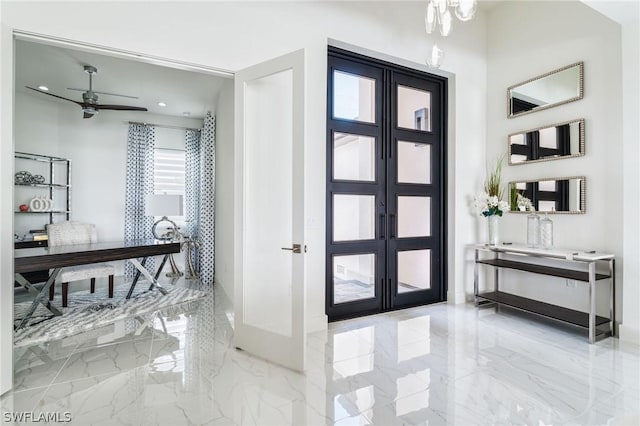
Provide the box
[326,47,447,321]
[235,49,306,371]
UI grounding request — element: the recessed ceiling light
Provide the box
[158,102,167,107]
[37,85,49,91]
[182,112,190,117]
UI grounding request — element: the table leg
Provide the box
[589,261,596,344]
[609,259,615,337]
[14,273,62,316]
[126,258,145,299]
[474,249,479,305]
[129,257,168,297]
[15,269,62,330]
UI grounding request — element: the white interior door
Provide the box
[234,49,305,371]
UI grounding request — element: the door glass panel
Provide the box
[333,254,375,304]
[244,69,293,337]
[398,249,431,293]
[333,70,375,123]
[333,133,375,182]
[397,85,432,132]
[397,141,431,184]
[333,194,375,241]
[397,196,431,238]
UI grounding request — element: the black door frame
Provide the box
[326,46,448,322]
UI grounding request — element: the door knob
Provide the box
[281,243,302,254]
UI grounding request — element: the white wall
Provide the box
[487,1,627,324]
[0,1,488,336]
[14,91,204,273]
[214,79,235,300]
[0,17,15,396]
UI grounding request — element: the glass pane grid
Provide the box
[398,249,431,293]
[333,70,376,124]
[397,196,431,238]
[333,253,376,304]
[333,132,375,182]
[397,85,432,132]
[333,194,376,242]
[397,141,431,184]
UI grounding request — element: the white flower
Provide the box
[516,193,534,212]
[473,191,507,217]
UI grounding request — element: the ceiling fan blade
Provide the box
[26,87,82,106]
[96,104,148,112]
[67,87,139,99]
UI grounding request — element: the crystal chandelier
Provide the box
[424,0,478,68]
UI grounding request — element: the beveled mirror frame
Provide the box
[508,118,585,165]
[508,176,586,214]
[507,62,584,118]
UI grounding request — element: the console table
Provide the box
[473,243,615,343]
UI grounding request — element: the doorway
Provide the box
[326,47,447,321]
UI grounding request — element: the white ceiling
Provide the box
[15,39,231,120]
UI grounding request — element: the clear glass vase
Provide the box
[487,215,499,245]
[527,212,540,248]
[540,213,554,249]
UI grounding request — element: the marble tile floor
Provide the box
[2,281,639,425]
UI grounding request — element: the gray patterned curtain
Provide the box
[185,129,201,272]
[198,113,216,285]
[124,124,155,278]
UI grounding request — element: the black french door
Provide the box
[326,47,447,321]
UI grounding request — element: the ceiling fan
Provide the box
[26,65,148,119]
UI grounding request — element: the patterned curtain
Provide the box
[185,129,201,272]
[198,113,216,285]
[124,124,155,278]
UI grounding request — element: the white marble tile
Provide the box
[4,282,640,426]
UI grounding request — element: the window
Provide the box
[153,148,186,230]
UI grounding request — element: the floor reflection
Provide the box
[2,280,639,425]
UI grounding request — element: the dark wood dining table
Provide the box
[14,239,181,330]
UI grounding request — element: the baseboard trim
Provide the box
[618,323,640,345]
[447,290,466,304]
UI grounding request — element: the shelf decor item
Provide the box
[540,212,554,249]
[527,212,540,248]
[473,155,508,245]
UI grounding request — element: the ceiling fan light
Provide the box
[455,0,477,21]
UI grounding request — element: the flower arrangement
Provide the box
[510,184,535,212]
[473,155,509,217]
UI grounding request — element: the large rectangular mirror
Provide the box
[509,119,585,165]
[509,176,585,214]
[508,62,583,118]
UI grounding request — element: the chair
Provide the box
[47,222,116,307]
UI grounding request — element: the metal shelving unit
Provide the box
[14,152,71,242]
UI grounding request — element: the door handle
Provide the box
[281,244,303,254]
[380,214,386,239]
[390,214,396,239]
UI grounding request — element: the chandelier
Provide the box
[424,0,478,68]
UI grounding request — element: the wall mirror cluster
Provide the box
[509,177,586,214]
[507,62,586,214]
[508,62,583,118]
[509,119,585,165]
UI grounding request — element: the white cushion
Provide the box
[59,263,115,283]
